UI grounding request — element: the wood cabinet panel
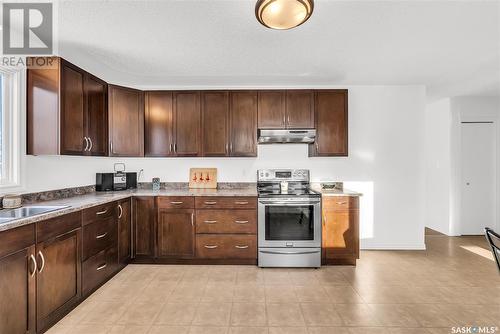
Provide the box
[157,209,195,258]
[60,61,85,155]
[196,234,257,259]
[202,91,229,156]
[157,196,195,209]
[133,197,155,258]
[82,202,117,226]
[286,90,314,128]
[84,74,108,156]
[82,246,118,294]
[145,91,174,157]
[108,85,144,157]
[0,224,35,259]
[36,228,81,332]
[174,91,201,156]
[82,217,117,261]
[195,196,257,210]
[0,245,36,334]
[258,90,285,129]
[118,199,132,264]
[195,210,257,234]
[36,212,81,243]
[230,91,258,157]
[311,90,348,156]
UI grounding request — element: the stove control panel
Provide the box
[257,169,310,182]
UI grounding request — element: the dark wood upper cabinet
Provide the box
[258,91,285,129]
[173,91,201,156]
[145,91,174,157]
[309,90,348,157]
[108,85,144,157]
[202,91,229,156]
[118,199,132,264]
[157,209,195,258]
[132,197,155,258]
[286,90,314,128]
[27,57,108,156]
[230,91,258,157]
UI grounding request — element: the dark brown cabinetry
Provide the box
[145,91,174,156]
[0,225,36,334]
[118,198,132,264]
[202,91,230,156]
[133,197,156,258]
[35,213,81,332]
[309,90,348,156]
[174,91,201,156]
[322,196,359,265]
[230,91,258,157]
[27,57,108,156]
[257,90,314,129]
[258,91,286,129]
[108,85,144,157]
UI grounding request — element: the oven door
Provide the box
[258,197,321,248]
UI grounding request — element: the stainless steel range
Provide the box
[257,169,321,268]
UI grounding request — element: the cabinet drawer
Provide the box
[196,234,256,259]
[196,210,256,234]
[157,196,194,209]
[82,217,118,260]
[195,197,257,209]
[82,202,117,226]
[82,246,117,294]
[323,196,359,211]
[0,224,35,258]
[36,212,81,243]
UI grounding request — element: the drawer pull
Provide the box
[96,209,108,216]
[37,251,45,274]
[234,220,249,224]
[204,245,218,249]
[204,201,217,205]
[235,201,249,205]
[118,204,123,219]
[96,263,107,271]
[96,232,108,239]
[336,201,347,205]
[204,220,217,224]
[170,201,183,205]
[235,245,249,249]
[29,254,37,277]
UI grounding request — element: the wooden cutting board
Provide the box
[189,168,217,189]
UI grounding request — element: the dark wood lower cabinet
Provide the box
[157,208,195,258]
[133,197,156,258]
[118,199,132,264]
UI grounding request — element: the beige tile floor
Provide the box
[48,232,499,334]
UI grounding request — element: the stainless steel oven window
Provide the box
[265,205,314,240]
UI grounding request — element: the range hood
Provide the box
[258,129,316,144]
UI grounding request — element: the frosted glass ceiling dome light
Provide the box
[256,0,314,30]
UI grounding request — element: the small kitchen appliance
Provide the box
[96,164,136,191]
[257,169,321,268]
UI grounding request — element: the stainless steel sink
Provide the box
[0,205,70,224]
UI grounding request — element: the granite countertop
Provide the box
[0,187,258,232]
[310,185,362,197]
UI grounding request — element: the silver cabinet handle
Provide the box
[287,115,290,126]
[170,201,183,205]
[96,232,108,239]
[235,220,249,224]
[88,137,93,151]
[204,245,218,249]
[283,113,286,126]
[29,254,37,277]
[169,143,173,153]
[230,142,233,153]
[204,201,217,205]
[96,209,108,215]
[191,213,194,227]
[235,201,248,205]
[336,201,347,205]
[174,143,177,152]
[118,204,123,219]
[110,141,113,154]
[204,220,217,224]
[37,251,45,273]
[84,137,89,151]
[96,263,107,271]
[235,245,249,249]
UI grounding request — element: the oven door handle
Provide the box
[259,250,321,255]
[258,201,320,205]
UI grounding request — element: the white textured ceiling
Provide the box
[55,0,500,99]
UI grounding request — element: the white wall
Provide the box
[424,96,500,236]
[19,86,427,250]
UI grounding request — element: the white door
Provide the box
[461,122,497,235]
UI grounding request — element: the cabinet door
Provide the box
[286,90,314,128]
[108,85,144,157]
[36,228,81,332]
[311,90,348,156]
[174,91,201,156]
[258,90,285,129]
[145,91,174,157]
[118,199,132,264]
[84,74,108,156]
[0,246,36,334]
[133,197,155,258]
[60,61,85,155]
[157,209,195,258]
[202,91,229,156]
[230,91,258,157]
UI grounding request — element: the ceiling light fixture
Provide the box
[255,0,314,30]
